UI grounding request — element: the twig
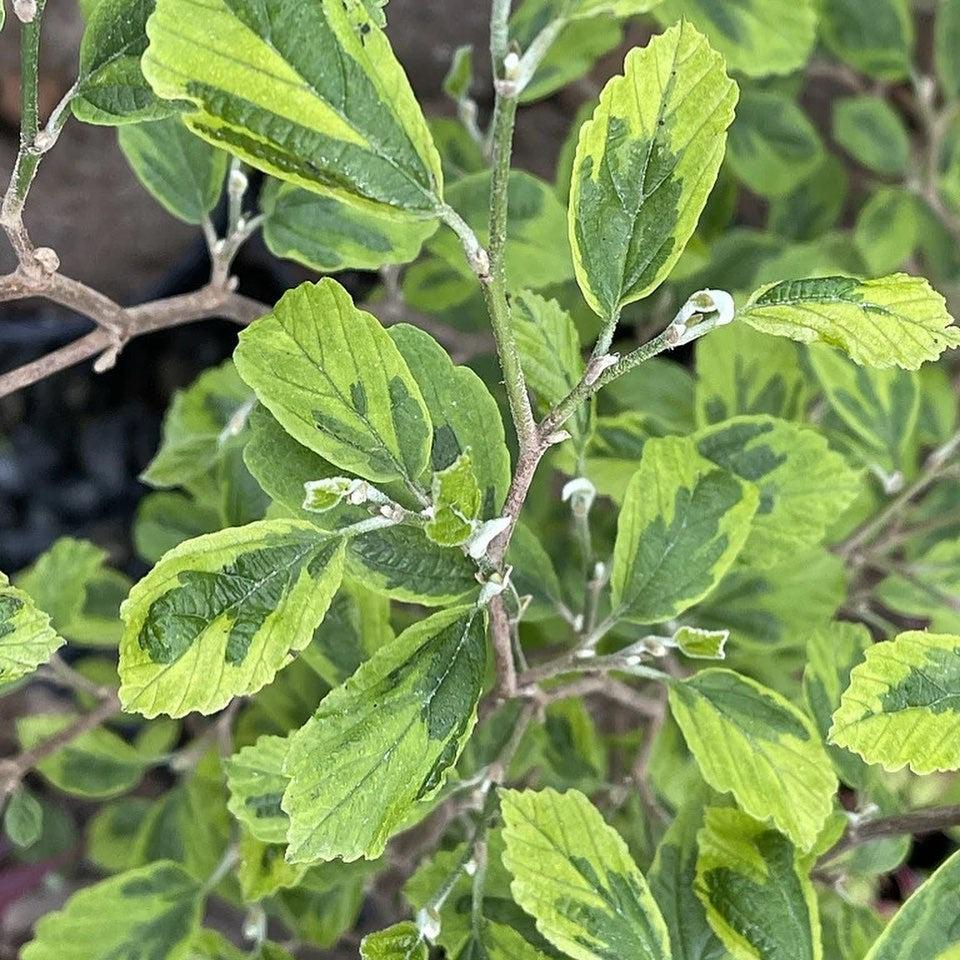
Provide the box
[0,279,268,397]
[818,805,960,867]
[0,692,121,800]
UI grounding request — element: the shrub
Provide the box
[2,0,960,958]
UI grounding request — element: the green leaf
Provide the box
[693,415,863,567]
[0,572,63,685]
[4,787,44,848]
[134,492,220,564]
[611,435,758,623]
[510,1,623,104]
[426,452,482,546]
[737,275,960,369]
[431,170,573,291]
[695,807,822,960]
[346,523,480,606]
[389,323,510,516]
[283,605,486,862]
[86,798,153,873]
[695,322,809,425]
[261,179,436,273]
[141,359,254,490]
[875,537,960,632]
[861,848,960,959]
[605,357,696,435]
[649,801,726,960]
[832,96,910,177]
[142,0,443,219]
[819,0,913,81]
[654,0,816,77]
[853,189,919,275]
[768,155,849,243]
[16,713,155,799]
[511,289,591,450]
[500,787,672,960]
[118,518,345,718]
[72,0,176,125]
[300,579,393,686]
[819,892,884,960]
[21,861,202,960]
[443,44,473,102]
[809,344,919,473]
[360,923,427,960]
[237,836,305,902]
[803,622,872,787]
[936,0,960,99]
[225,734,290,844]
[118,117,227,223]
[279,860,377,947]
[236,280,432,486]
[829,631,960,774]
[569,21,738,319]
[507,522,567,622]
[726,91,823,198]
[668,668,838,850]
[673,626,727,661]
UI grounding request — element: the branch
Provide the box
[0,691,121,800]
[0,274,268,398]
[819,804,960,866]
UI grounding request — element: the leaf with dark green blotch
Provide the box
[570,21,737,319]
[236,280,432,486]
[653,0,816,77]
[833,96,910,177]
[225,735,290,844]
[300,579,393,687]
[4,787,44,849]
[768,156,849,243]
[668,668,837,850]
[859,848,960,959]
[119,519,344,718]
[347,523,479,606]
[21,861,202,960]
[389,323,510,516]
[0,572,63,686]
[143,0,442,218]
[819,891,884,960]
[695,322,810,426]
[809,344,919,474]
[426,452,482,546]
[820,0,913,81]
[874,537,960,633]
[738,274,960,369]
[695,807,822,960]
[936,0,960,98]
[237,833,307,902]
[431,170,573,291]
[283,606,487,862]
[500,787,672,960]
[802,622,872,788]
[693,415,863,567]
[605,357,697,435]
[261,179,436,273]
[611,436,758,624]
[142,359,254,490]
[726,90,823,198]
[649,802,727,960]
[86,798,154,873]
[361,923,427,960]
[118,116,227,223]
[72,0,177,125]
[829,631,960,774]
